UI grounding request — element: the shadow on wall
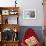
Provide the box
[18,26,43,44]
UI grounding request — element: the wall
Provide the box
[0,0,15,7]
[0,0,44,26]
[18,0,44,26]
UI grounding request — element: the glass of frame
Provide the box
[23,9,36,19]
[2,10,9,15]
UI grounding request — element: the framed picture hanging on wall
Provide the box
[23,9,36,19]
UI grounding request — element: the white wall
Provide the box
[18,0,44,26]
[0,0,15,7]
[0,0,44,26]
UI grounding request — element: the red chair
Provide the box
[21,28,41,46]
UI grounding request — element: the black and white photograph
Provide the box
[23,9,36,19]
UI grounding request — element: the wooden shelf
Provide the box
[0,40,19,46]
[0,7,19,10]
[2,40,19,42]
[0,24,20,32]
[0,7,20,46]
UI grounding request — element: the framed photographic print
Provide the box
[2,10,9,15]
[23,9,36,19]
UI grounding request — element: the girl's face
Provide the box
[25,36,38,46]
